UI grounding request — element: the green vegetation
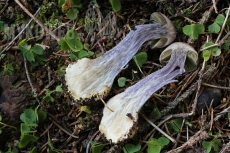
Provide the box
[42,85,63,102]
[201,42,221,61]
[133,52,148,74]
[117,77,127,87]
[146,137,170,153]
[167,118,183,132]
[58,29,94,60]
[18,107,47,148]
[58,0,82,20]
[0,115,17,135]
[3,63,13,75]
[202,139,221,153]
[123,143,141,153]
[18,39,46,66]
[109,0,121,12]
[182,24,205,40]
[90,141,106,153]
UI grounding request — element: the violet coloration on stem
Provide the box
[65,12,176,101]
[99,42,198,143]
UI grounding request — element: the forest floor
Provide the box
[1,0,230,153]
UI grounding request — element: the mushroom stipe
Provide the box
[99,42,198,143]
[65,12,176,101]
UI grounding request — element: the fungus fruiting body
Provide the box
[65,12,176,101]
[99,42,198,143]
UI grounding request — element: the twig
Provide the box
[24,57,40,104]
[140,113,176,143]
[0,7,40,56]
[14,0,60,41]
[200,43,218,51]
[215,5,230,43]
[99,97,114,112]
[202,82,230,90]
[161,65,217,117]
[190,60,206,114]
[167,131,209,153]
[188,2,219,44]
[38,79,55,96]
[50,118,79,139]
[212,0,218,13]
[86,130,100,153]
[0,0,9,14]
[219,136,230,153]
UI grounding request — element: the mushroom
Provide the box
[99,42,198,143]
[65,12,176,101]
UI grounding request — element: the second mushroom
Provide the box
[99,42,198,143]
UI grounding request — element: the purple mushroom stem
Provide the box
[99,42,198,143]
[65,12,176,101]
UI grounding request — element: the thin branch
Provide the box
[14,0,60,41]
[140,113,176,143]
[51,118,79,139]
[215,5,230,43]
[24,57,40,104]
[0,7,40,56]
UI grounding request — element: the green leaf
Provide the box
[123,143,141,153]
[84,43,90,50]
[208,23,220,33]
[20,109,36,123]
[65,29,80,40]
[201,42,218,51]
[202,141,212,153]
[37,110,47,123]
[0,21,5,31]
[3,64,14,75]
[147,137,169,153]
[202,50,211,61]
[90,141,106,153]
[151,107,162,119]
[109,0,121,12]
[28,147,37,153]
[118,77,127,87]
[222,37,230,51]
[33,45,44,55]
[58,0,65,7]
[71,0,82,8]
[18,39,31,53]
[215,14,225,26]
[167,118,182,132]
[24,118,38,127]
[24,51,35,62]
[18,134,38,148]
[182,24,205,40]
[42,94,54,102]
[20,123,31,134]
[212,48,221,56]
[5,147,18,153]
[77,50,90,58]
[59,39,70,51]
[0,115,2,121]
[213,139,221,151]
[80,106,91,114]
[55,85,63,92]
[67,8,79,20]
[0,129,2,134]
[133,52,148,68]
[157,137,170,146]
[6,63,13,71]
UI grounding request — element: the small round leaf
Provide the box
[118,77,127,87]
